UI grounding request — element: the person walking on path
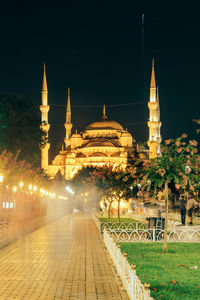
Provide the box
[187,196,199,225]
[180,195,187,225]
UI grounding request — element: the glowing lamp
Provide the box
[0,175,3,183]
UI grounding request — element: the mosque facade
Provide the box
[40,60,161,180]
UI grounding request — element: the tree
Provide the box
[0,150,48,187]
[91,166,132,222]
[70,167,99,210]
[0,94,44,167]
[141,134,199,252]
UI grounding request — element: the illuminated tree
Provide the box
[0,150,48,187]
[91,166,132,222]
[142,134,199,252]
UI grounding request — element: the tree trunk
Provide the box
[108,202,111,219]
[117,200,120,223]
[163,179,169,252]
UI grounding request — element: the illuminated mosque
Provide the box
[40,60,161,179]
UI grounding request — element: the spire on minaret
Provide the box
[40,63,50,170]
[102,105,107,120]
[150,58,156,102]
[66,88,71,124]
[65,88,73,143]
[147,59,162,159]
[41,63,48,106]
[42,63,48,92]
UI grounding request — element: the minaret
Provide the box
[64,88,73,148]
[147,59,162,159]
[40,63,50,170]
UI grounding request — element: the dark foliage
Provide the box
[0,94,44,166]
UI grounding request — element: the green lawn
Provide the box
[119,243,200,300]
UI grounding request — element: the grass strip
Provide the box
[119,242,200,300]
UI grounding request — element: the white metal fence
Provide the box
[108,228,200,243]
[104,228,154,300]
[101,222,147,233]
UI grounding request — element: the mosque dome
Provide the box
[121,130,132,137]
[86,105,124,131]
[71,130,81,138]
[86,119,124,131]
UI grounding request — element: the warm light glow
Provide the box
[19,182,24,188]
[33,186,37,192]
[0,175,3,183]
[13,186,17,192]
[29,184,32,190]
[59,195,68,200]
[66,186,75,195]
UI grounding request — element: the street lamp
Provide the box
[19,182,24,188]
[185,165,191,200]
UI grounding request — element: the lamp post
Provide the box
[185,165,191,201]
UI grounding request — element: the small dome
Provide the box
[71,133,81,138]
[71,129,81,138]
[86,119,124,131]
[121,131,131,137]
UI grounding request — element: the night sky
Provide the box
[0,3,200,158]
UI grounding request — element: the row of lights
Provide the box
[0,176,56,198]
[0,175,68,200]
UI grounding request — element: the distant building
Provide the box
[40,60,161,179]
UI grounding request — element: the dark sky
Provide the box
[0,2,200,157]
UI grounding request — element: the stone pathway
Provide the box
[0,213,129,300]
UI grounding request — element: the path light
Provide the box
[66,186,75,195]
[13,186,17,192]
[19,182,24,188]
[33,186,37,192]
[29,184,32,191]
[0,175,3,183]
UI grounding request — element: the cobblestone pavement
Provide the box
[0,213,129,300]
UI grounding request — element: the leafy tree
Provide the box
[70,167,99,210]
[0,150,48,187]
[141,134,199,252]
[0,94,44,167]
[91,166,132,222]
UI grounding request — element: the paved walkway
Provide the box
[0,213,129,300]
